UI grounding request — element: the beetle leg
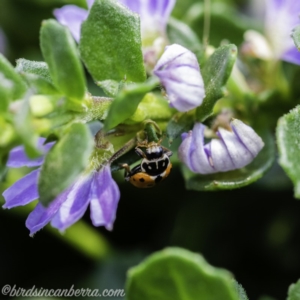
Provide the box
[161,146,173,157]
[120,163,131,177]
[135,147,147,158]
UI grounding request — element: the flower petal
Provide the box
[119,0,175,35]
[154,44,205,112]
[25,186,71,236]
[2,169,40,209]
[90,165,120,231]
[7,138,54,168]
[230,119,264,157]
[281,47,300,65]
[50,175,93,231]
[209,139,235,172]
[264,0,300,61]
[179,120,264,174]
[53,5,89,42]
[217,128,253,168]
[178,132,195,171]
[189,123,215,174]
[87,0,95,9]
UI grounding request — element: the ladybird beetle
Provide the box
[121,141,172,188]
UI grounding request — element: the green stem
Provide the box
[203,0,211,49]
[78,96,112,122]
[144,121,160,142]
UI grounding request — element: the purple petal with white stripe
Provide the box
[231,119,264,157]
[178,132,195,172]
[189,123,214,174]
[7,138,54,168]
[154,44,205,112]
[178,120,264,174]
[209,139,235,172]
[53,5,89,42]
[2,169,40,209]
[89,165,120,231]
[25,184,73,236]
[217,128,253,168]
[51,175,93,231]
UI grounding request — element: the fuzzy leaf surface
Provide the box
[38,123,93,206]
[277,106,300,199]
[40,19,86,100]
[80,0,146,84]
[196,44,237,122]
[0,53,26,100]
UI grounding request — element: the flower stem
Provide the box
[203,0,211,49]
[144,121,161,143]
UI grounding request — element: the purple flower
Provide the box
[2,138,120,235]
[153,44,205,112]
[54,0,174,42]
[53,0,175,67]
[53,0,94,43]
[119,0,175,40]
[243,0,300,64]
[178,119,264,174]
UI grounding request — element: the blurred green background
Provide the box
[1,0,300,299]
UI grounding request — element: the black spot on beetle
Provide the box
[139,178,145,182]
[155,176,163,183]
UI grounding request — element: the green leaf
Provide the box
[124,92,175,125]
[21,73,60,95]
[166,112,194,143]
[292,25,300,51]
[167,17,202,55]
[76,96,112,123]
[0,72,13,112]
[104,77,159,130]
[14,91,41,158]
[15,59,52,83]
[0,150,8,181]
[196,44,237,122]
[287,279,300,300]
[0,118,14,147]
[182,130,274,191]
[79,0,146,83]
[29,95,60,117]
[234,281,249,300]
[0,53,26,100]
[40,19,86,100]
[126,247,239,300]
[96,80,119,97]
[277,106,300,199]
[38,123,93,206]
[15,59,59,94]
